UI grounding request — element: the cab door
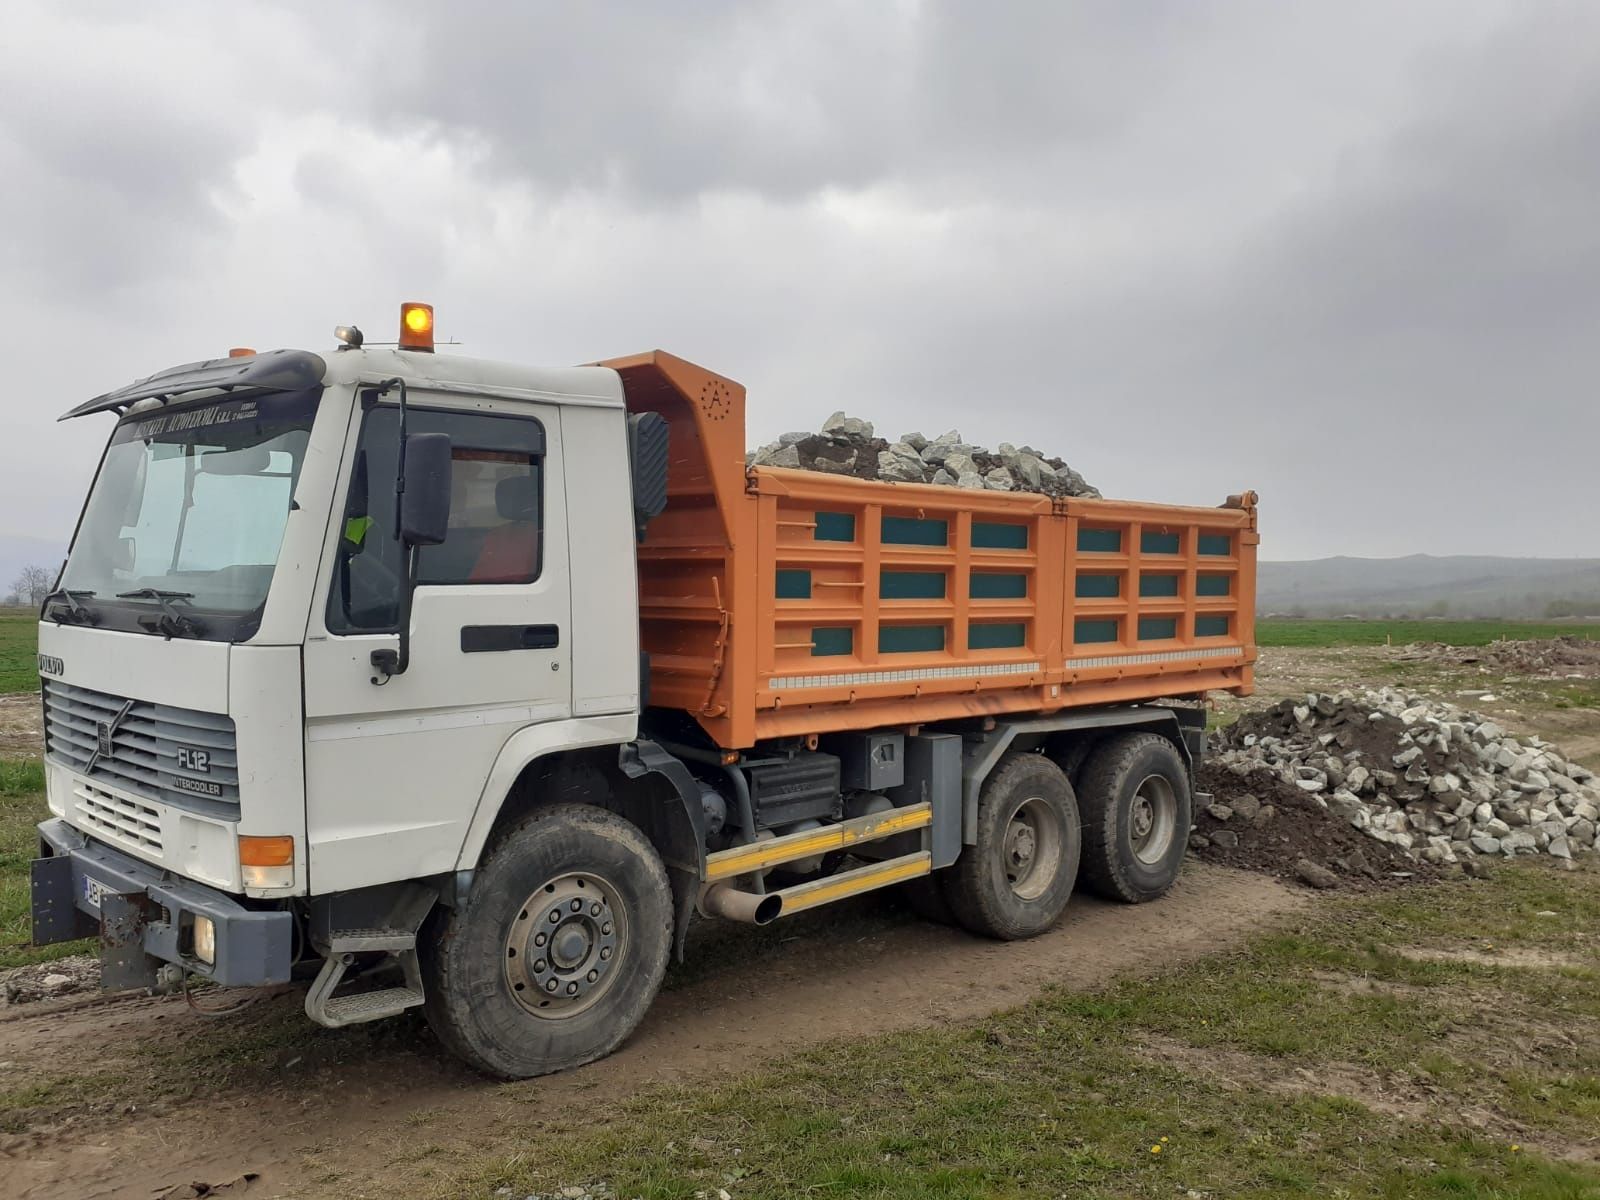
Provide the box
[301,391,571,891]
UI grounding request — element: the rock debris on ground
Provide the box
[1393,635,1600,678]
[748,413,1100,498]
[1195,688,1597,886]
[1,954,99,1005]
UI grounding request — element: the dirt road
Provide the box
[2,865,1301,1199]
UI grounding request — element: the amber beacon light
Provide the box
[399,302,435,352]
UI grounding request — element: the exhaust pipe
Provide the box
[701,883,782,925]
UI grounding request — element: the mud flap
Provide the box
[100,891,159,992]
[30,853,95,945]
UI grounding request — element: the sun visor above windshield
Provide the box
[59,349,327,421]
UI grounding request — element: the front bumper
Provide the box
[32,818,293,989]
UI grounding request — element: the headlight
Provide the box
[192,915,216,965]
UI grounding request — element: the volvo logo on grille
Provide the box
[84,698,135,778]
[96,721,113,756]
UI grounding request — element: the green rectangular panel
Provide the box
[1139,573,1179,598]
[1197,533,1232,556]
[881,515,948,546]
[1078,528,1121,553]
[1140,531,1180,555]
[881,570,946,600]
[1074,618,1119,644]
[972,521,1029,550]
[811,627,853,656]
[814,511,855,542]
[969,622,1026,650]
[775,569,812,599]
[1196,573,1231,597]
[1075,573,1120,599]
[1195,615,1231,638]
[970,572,1027,599]
[1138,616,1177,640]
[879,624,945,653]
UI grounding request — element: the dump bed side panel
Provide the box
[744,470,1257,743]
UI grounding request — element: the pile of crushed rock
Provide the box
[1395,636,1600,678]
[748,413,1100,498]
[1203,689,1596,882]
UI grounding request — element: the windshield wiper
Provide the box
[116,588,207,639]
[42,588,100,626]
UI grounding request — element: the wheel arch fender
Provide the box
[961,707,1202,845]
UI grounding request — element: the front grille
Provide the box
[43,679,240,819]
[74,781,164,855]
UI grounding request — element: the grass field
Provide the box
[1257,619,1600,648]
[0,759,86,970]
[0,610,38,694]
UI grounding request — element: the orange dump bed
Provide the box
[602,351,1258,750]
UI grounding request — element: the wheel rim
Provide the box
[1002,795,1065,901]
[1129,774,1178,865]
[504,872,628,1019]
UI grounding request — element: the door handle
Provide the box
[460,624,561,653]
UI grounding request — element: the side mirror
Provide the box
[400,433,451,546]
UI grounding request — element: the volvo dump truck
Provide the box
[31,304,1258,1078]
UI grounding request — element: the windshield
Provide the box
[59,388,319,640]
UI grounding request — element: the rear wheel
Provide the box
[1077,732,1191,903]
[421,803,672,1079]
[945,753,1081,940]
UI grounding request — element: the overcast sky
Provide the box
[2,1,1596,562]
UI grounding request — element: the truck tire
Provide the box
[944,753,1081,940]
[1076,732,1191,904]
[420,803,672,1079]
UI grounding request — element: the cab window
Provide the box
[327,404,546,634]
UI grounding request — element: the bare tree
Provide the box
[11,564,53,607]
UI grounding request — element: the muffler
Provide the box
[701,883,782,925]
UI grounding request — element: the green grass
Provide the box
[403,864,1600,1200]
[0,758,89,969]
[1258,619,1600,649]
[0,610,38,694]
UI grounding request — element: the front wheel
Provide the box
[421,803,672,1079]
[944,753,1081,940]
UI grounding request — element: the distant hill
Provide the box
[1259,555,1600,620]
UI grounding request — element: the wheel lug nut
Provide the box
[534,959,546,972]
[546,979,559,992]
[548,911,560,923]
[601,922,612,935]
[570,899,582,912]
[534,933,547,947]
[587,969,598,982]
[566,982,579,995]
[590,903,602,916]
[599,947,611,960]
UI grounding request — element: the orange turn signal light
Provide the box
[238,835,295,867]
[399,302,434,352]
[228,347,256,358]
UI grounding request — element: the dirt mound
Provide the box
[1192,763,1437,889]
[1396,636,1600,677]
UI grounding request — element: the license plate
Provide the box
[82,876,109,910]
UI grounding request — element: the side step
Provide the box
[304,928,426,1028]
[704,802,931,881]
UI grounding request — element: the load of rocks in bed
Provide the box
[1207,689,1598,870]
[747,413,1101,498]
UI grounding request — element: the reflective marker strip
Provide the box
[770,661,1041,691]
[1065,644,1245,670]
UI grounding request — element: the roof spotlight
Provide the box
[334,324,364,350]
